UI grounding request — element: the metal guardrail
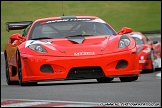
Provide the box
[140,30,161,34]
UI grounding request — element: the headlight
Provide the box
[118,39,130,48]
[28,44,47,53]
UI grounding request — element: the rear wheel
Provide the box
[5,56,19,85]
[17,51,37,86]
[119,76,138,82]
[97,77,114,83]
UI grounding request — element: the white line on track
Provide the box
[156,72,161,78]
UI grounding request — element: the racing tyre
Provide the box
[5,56,19,85]
[17,51,37,86]
[119,76,138,82]
[97,77,114,83]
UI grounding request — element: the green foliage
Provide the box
[1,1,161,51]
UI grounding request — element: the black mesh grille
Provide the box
[40,64,54,73]
[67,66,105,79]
[116,60,128,69]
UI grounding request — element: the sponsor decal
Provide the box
[74,52,95,56]
[139,56,146,63]
[46,19,91,24]
[91,19,106,23]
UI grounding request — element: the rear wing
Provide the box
[6,21,33,32]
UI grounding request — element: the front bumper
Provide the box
[138,53,152,70]
[20,47,140,82]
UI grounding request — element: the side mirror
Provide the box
[10,33,24,40]
[117,27,133,34]
[9,34,24,44]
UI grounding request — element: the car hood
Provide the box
[47,35,109,56]
[23,35,131,56]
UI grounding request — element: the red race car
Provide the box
[4,16,140,86]
[127,32,161,72]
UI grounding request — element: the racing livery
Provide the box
[4,16,140,86]
[127,32,161,72]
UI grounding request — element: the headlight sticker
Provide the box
[91,19,106,23]
[25,40,51,48]
[143,48,151,53]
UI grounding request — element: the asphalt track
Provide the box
[1,35,161,107]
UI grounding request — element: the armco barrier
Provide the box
[140,30,161,34]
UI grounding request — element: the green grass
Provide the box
[1,1,161,51]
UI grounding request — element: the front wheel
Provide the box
[17,51,26,86]
[119,76,138,82]
[97,77,114,83]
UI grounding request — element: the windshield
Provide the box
[29,19,116,40]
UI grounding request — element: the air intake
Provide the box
[40,64,54,73]
[116,60,128,69]
[67,66,105,79]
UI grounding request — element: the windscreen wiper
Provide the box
[65,34,94,38]
[32,37,52,40]
[65,35,83,38]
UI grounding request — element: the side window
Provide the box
[22,24,31,37]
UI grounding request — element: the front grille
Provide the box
[67,66,105,79]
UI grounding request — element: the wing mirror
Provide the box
[9,34,25,44]
[10,34,24,40]
[117,27,133,35]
